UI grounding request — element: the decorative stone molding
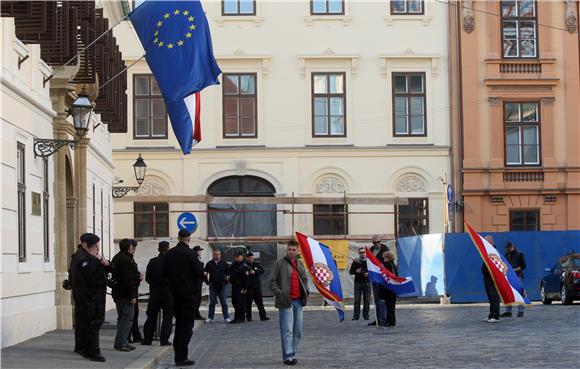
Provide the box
[542,97,555,106]
[462,0,475,33]
[379,54,440,78]
[487,97,501,106]
[565,0,578,33]
[296,53,359,78]
[396,175,427,193]
[216,53,272,77]
[234,159,247,175]
[315,177,346,193]
[215,16,264,27]
[303,15,352,27]
[136,180,168,196]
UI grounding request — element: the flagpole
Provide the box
[99,55,146,91]
[369,282,379,328]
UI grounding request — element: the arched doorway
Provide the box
[207,175,277,294]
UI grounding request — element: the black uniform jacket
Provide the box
[247,261,265,289]
[228,261,250,290]
[163,242,204,296]
[112,251,138,300]
[146,253,170,289]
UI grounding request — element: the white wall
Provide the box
[1,17,57,348]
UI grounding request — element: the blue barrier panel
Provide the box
[444,230,580,303]
[398,234,445,298]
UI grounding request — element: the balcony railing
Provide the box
[499,62,542,74]
[503,171,544,182]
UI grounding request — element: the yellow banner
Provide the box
[321,239,349,270]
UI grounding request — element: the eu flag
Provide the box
[130,0,222,154]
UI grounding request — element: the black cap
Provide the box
[158,241,169,251]
[505,242,513,248]
[130,239,138,247]
[178,229,191,238]
[246,252,254,257]
[80,233,100,246]
[192,245,203,251]
[234,249,245,257]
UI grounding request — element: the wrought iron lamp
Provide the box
[33,92,93,157]
[112,154,147,198]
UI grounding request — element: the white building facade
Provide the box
[1,17,115,347]
[111,0,451,245]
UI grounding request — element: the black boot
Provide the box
[88,330,106,362]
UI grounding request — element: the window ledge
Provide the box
[384,15,432,26]
[304,15,352,26]
[379,54,440,77]
[214,16,264,27]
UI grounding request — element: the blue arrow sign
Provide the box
[177,212,198,233]
[447,184,454,204]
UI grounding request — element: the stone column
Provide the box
[75,137,90,236]
[50,78,76,330]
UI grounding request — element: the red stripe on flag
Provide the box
[192,92,201,144]
[465,222,516,304]
[295,232,342,303]
[365,247,406,283]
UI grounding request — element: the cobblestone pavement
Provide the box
[157,303,580,369]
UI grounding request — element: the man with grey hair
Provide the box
[368,235,389,326]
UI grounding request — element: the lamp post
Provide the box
[33,92,93,157]
[112,154,147,198]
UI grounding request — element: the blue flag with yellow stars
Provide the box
[130,0,221,154]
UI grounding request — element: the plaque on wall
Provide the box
[31,192,41,215]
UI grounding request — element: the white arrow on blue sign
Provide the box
[177,212,198,233]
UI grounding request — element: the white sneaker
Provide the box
[225,318,232,323]
[486,318,500,323]
[205,318,212,323]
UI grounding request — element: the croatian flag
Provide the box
[130,0,222,154]
[465,222,530,305]
[365,248,416,296]
[295,232,345,321]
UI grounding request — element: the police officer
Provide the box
[245,252,269,321]
[64,236,89,356]
[192,245,205,320]
[72,233,111,362]
[227,249,250,324]
[142,241,173,346]
[163,229,204,367]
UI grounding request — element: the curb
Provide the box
[123,322,203,369]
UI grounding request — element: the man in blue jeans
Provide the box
[501,242,527,318]
[204,249,231,323]
[111,238,137,351]
[269,240,309,366]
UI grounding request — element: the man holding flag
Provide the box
[129,0,222,155]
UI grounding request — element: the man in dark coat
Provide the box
[128,239,143,343]
[72,233,111,362]
[227,249,250,324]
[349,247,370,320]
[379,252,398,327]
[111,239,138,351]
[368,235,389,326]
[163,229,204,367]
[192,245,205,320]
[142,241,173,346]
[501,242,527,318]
[482,235,501,323]
[245,252,269,321]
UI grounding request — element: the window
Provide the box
[392,73,426,136]
[43,159,49,262]
[92,184,96,233]
[312,73,346,137]
[223,74,257,138]
[311,0,344,15]
[313,205,348,235]
[132,0,145,10]
[504,102,540,166]
[397,198,429,237]
[391,0,424,15]
[134,74,167,139]
[222,0,256,15]
[134,202,169,238]
[510,210,539,230]
[501,0,537,58]
[17,143,26,262]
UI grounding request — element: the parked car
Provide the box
[540,253,580,305]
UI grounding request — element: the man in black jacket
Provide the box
[482,235,501,323]
[204,249,231,323]
[163,229,204,367]
[245,252,269,321]
[349,247,370,321]
[192,245,205,320]
[128,239,143,343]
[228,249,250,324]
[368,235,389,326]
[501,242,527,318]
[111,239,138,351]
[380,252,398,327]
[142,241,173,346]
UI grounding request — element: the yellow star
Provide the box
[164,13,171,19]
[186,32,192,38]
[157,21,163,27]
[189,24,196,30]
[167,43,174,49]
[174,10,180,15]
[177,40,184,46]
[154,31,159,37]
[154,38,159,44]
[188,16,194,22]
[158,41,164,47]
[183,10,189,16]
